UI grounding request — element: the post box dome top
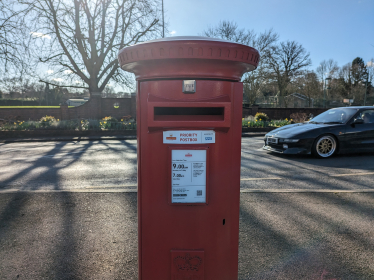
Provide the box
[118,36,260,81]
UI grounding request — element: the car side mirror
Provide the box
[353,118,364,124]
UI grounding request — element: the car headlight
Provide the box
[279,138,299,143]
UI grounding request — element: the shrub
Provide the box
[100,116,118,129]
[40,115,56,127]
[52,119,79,130]
[120,118,136,130]
[87,119,101,130]
[290,112,308,123]
[254,112,269,122]
[102,116,118,122]
[40,115,56,123]
[268,119,292,127]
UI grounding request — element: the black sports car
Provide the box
[263,106,374,158]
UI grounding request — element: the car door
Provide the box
[344,109,374,151]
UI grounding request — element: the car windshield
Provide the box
[310,108,357,124]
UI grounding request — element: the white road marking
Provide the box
[85,185,137,189]
[331,172,374,177]
[241,177,282,181]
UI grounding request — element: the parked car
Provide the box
[263,106,374,158]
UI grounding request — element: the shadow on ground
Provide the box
[0,192,373,279]
[239,192,374,280]
[0,141,139,279]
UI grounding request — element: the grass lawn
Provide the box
[0,106,74,108]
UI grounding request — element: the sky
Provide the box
[163,0,374,70]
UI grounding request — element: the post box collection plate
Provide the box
[171,150,207,203]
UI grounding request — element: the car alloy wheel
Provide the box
[314,135,337,158]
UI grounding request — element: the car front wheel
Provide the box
[313,135,337,158]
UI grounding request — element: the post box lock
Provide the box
[183,80,196,93]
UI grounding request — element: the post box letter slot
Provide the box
[147,101,231,128]
[154,107,225,121]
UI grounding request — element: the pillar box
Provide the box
[118,36,259,280]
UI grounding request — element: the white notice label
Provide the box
[171,150,206,203]
[163,130,215,144]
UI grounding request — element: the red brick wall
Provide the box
[1,99,327,122]
[0,96,137,121]
[0,108,62,121]
[62,96,102,120]
[101,98,132,119]
[130,93,136,119]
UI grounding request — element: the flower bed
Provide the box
[242,116,293,129]
[0,116,136,131]
[1,113,298,134]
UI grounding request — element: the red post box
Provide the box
[118,37,259,280]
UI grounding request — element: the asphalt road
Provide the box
[1,137,374,192]
[241,137,374,191]
[0,138,374,279]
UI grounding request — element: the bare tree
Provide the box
[294,71,320,107]
[336,63,352,98]
[20,0,162,95]
[367,59,374,84]
[0,0,30,75]
[316,59,339,81]
[366,59,374,98]
[242,29,278,105]
[265,41,311,107]
[202,21,278,105]
[0,1,17,71]
[202,21,256,45]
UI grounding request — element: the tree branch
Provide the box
[39,52,65,62]
[39,79,88,89]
